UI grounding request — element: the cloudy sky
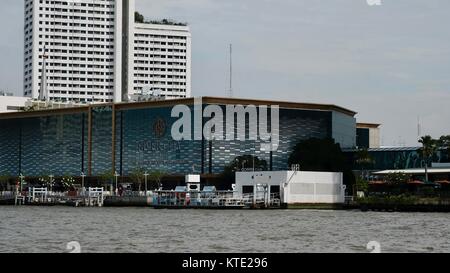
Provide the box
[1,0,449,146]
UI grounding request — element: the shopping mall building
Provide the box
[0,97,357,178]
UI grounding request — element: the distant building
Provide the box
[132,22,191,99]
[235,171,346,207]
[344,146,450,172]
[23,0,191,103]
[0,94,28,113]
[356,123,381,149]
[0,97,356,178]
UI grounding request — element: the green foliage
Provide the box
[288,138,355,187]
[38,176,55,189]
[438,135,450,160]
[222,155,268,184]
[0,175,11,184]
[0,175,12,191]
[98,171,114,184]
[148,170,166,190]
[419,186,436,196]
[385,172,412,186]
[130,167,145,185]
[289,138,342,171]
[135,11,144,23]
[418,135,438,162]
[355,148,374,170]
[358,195,421,205]
[130,167,146,191]
[134,11,187,26]
[355,177,369,192]
[61,175,75,190]
[146,18,187,26]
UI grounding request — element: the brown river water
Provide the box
[0,207,449,253]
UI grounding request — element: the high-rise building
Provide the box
[23,0,191,103]
[132,22,191,99]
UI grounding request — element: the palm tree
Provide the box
[438,135,450,161]
[418,135,437,182]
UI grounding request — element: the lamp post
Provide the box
[144,172,149,197]
[49,175,54,193]
[81,172,86,193]
[19,173,25,193]
[114,171,119,196]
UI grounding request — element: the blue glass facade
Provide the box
[116,106,203,176]
[0,113,86,177]
[91,106,113,175]
[0,99,357,177]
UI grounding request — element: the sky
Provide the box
[1,0,449,146]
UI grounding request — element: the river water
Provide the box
[0,207,449,253]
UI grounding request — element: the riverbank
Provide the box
[357,196,450,212]
[5,195,450,212]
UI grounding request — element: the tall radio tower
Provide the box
[229,44,233,97]
[417,116,422,139]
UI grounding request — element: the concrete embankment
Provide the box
[357,198,450,212]
[360,203,450,212]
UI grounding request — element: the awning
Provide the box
[369,181,387,185]
[373,168,450,175]
[407,180,425,185]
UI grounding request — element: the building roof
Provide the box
[374,168,450,175]
[357,123,381,129]
[135,22,190,32]
[343,146,421,152]
[367,147,420,152]
[0,96,357,120]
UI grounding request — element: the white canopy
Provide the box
[373,168,450,175]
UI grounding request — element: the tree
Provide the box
[98,171,114,189]
[385,172,412,186]
[418,135,437,182]
[148,170,166,190]
[222,155,268,184]
[0,175,11,191]
[61,175,75,191]
[438,135,450,161]
[355,177,369,193]
[130,167,145,192]
[38,175,56,191]
[288,138,355,188]
[355,148,375,179]
[135,11,144,23]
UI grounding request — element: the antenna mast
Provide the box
[229,44,233,97]
[39,45,49,102]
[417,116,422,138]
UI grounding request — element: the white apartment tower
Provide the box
[23,0,191,103]
[133,23,191,99]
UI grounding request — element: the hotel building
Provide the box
[23,0,191,103]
